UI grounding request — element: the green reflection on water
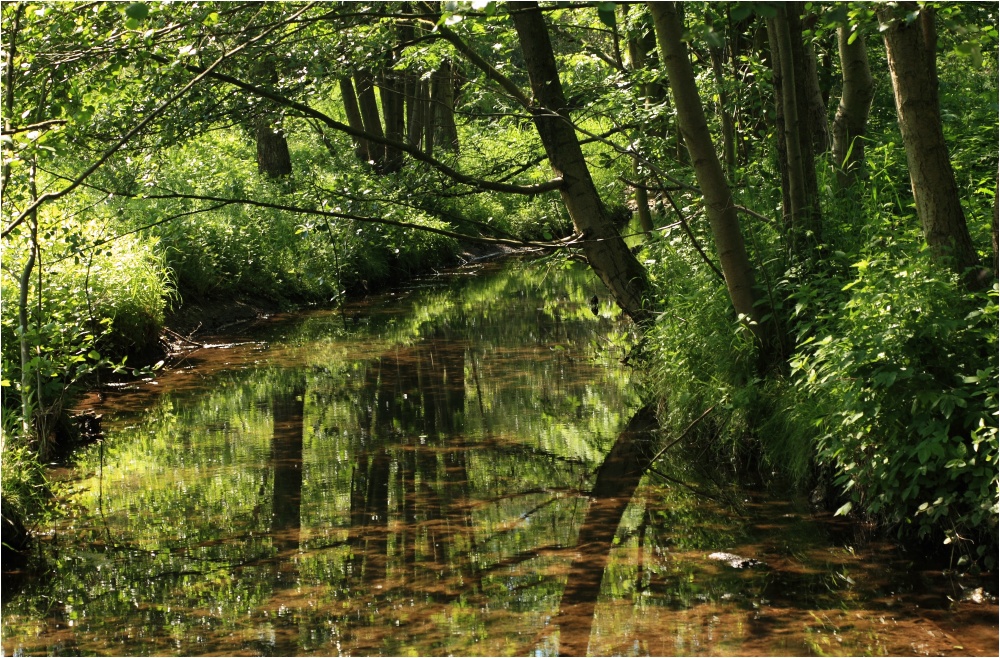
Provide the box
[3,261,647,656]
[3,261,995,657]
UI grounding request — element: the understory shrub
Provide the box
[640,224,763,462]
[786,254,998,566]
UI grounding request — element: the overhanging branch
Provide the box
[149,55,563,197]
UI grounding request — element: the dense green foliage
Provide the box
[2,1,997,569]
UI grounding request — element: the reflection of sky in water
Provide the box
[3,261,996,657]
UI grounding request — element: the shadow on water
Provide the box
[552,405,657,657]
[1,260,996,657]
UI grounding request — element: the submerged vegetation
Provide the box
[1,0,997,577]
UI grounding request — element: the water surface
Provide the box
[2,261,996,656]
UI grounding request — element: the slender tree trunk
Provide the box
[649,2,764,341]
[993,173,999,278]
[803,41,830,154]
[767,5,819,252]
[879,3,982,282]
[708,44,737,178]
[408,79,428,150]
[379,72,405,172]
[1,3,23,197]
[18,209,37,440]
[423,77,435,156]
[831,25,874,190]
[432,59,460,152]
[510,1,650,323]
[355,70,386,169]
[339,77,371,162]
[627,36,654,236]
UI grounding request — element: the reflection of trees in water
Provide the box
[348,334,473,593]
[260,382,305,657]
[552,405,657,657]
[339,355,657,658]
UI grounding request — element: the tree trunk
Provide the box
[339,77,371,162]
[879,3,982,281]
[423,77,435,156]
[407,79,428,150]
[379,70,405,172]
[431,59,460,152]
[627,35,655,236]
[803,41,830,154]
[510,1,650,324]
[831,25,874,190]
[767,4,820,253]
[255,121,292,178]
[649,2,764,340]
[254,65,292,178]
[708,43,737,178]
[355,70,386,169]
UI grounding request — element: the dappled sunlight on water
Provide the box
[2,261,996,656]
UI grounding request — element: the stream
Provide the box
[2,260,996,656]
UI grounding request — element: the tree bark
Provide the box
[339,77,371,162]
[803,40,830,154]
[431,59,460,152]
[379,70,405,172]
[879,3,982,281]
[649,2,764,339]
[253,64,292,178]
[255,121,292,178]
[831,25,873,190]
[355,70,386,169]
[708,43,737,178]
[510,1,650,323]
[767,4,820,252]
[408,79,428,150]
[627,35,655,236]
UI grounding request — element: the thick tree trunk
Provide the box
[879,4,982,281]
[649,2,764,339]
[831,26,874,190]
[510,1,650,323]
[355,70,386,169]
[339,77,371,162]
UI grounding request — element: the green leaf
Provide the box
[125,3,149,21]
[597,2,616,28]
[87,350,101,361]
[756,4,778,19]
[834,501,853,516]
[705,29,725,50]
[730,5,753,22]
